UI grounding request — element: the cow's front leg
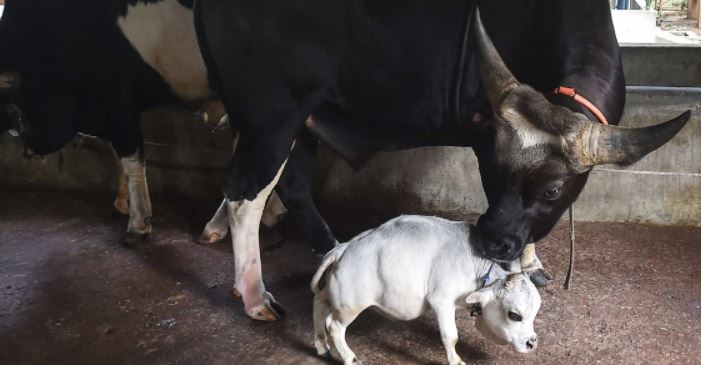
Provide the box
[226,137,293,321]
[433,303,465,365]
[120,153,152,247]
[521,243,552,286]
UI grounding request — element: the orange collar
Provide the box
[550,86,609,125]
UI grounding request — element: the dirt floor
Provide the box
[0,189,700,365]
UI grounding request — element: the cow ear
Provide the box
[466,286,496,307]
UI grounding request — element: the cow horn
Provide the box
[583,111,691,166]
[474,8,519,109]
[0,71,20,92]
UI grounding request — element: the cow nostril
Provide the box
[526,337,537,350]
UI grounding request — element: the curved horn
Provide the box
[585,110,691,166]
[473,8,519,108]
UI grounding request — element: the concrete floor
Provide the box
[0,189,700,365]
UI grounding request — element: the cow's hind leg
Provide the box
[111,147,130,215]
[313,291,332,358]
[120,153,153,247]
[276,129,337,256]
[224,130,300,321]
[198,198,229,244]
[328,309,362,365]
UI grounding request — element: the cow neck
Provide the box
[549,86,609,125]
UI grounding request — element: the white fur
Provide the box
[502,108,559,148]
[121,154,152,234]
[312,216,541,365]
[118,0,212,103]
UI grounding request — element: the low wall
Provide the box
[621,45,701,87]
[1,48,699,226]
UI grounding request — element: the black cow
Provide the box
[195,0,691,320]
[0,0,336,254]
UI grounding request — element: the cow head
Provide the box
[467,272,541,353]
[471,10,691,261]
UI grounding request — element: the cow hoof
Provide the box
[196,231,225,245]
[246,292,286,321]
[529,269,553,287]
[121,232,147,248]
[318,351,332,360]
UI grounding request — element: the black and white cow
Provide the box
[0,0,336,253]
[195,0,691,320]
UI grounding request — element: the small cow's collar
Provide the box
[550,86,609,125]
[470,261,496,318]
[481,261,495,288]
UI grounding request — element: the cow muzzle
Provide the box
[474,230,524,262]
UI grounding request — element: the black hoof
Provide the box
[268,299,287,320]
[121,232,147,249]
[318,351,332,360]
[529,269,553,287]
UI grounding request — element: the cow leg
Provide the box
[111,147,130,215]
[198,130,287,245]
[276,130,337,255]
[433,303,465,365]
[521,243,552,286]
[328,309,362,365]
[120,153,153,247]
[260,191,288,230]
[224,129,299,321]
[197,198,229,244]
[313,291,332,358]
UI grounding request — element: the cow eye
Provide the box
[542,187,561,200]
[507,311,523,321]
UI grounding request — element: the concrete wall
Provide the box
[1,47,699,226]
[621,45,701,86]
[611,10,658,43]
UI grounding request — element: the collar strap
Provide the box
[550,86,609,125]
[481,262,495,288]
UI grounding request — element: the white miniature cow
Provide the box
[311,215,541,365]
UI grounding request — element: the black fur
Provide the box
[196,0,626,261]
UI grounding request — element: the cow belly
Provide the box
[118,0,212,104]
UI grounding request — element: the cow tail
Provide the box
[310,244,348,294]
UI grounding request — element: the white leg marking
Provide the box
[122,154,152,235]
[521,243,544,272]
[261,191,288,229]
[434,304,465,365]
[229,155,289,320]
[328,310,361,365]
[198,134,241,243]
[313,292,332,356]
[112,148,130,215]
[199,198,229,243]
